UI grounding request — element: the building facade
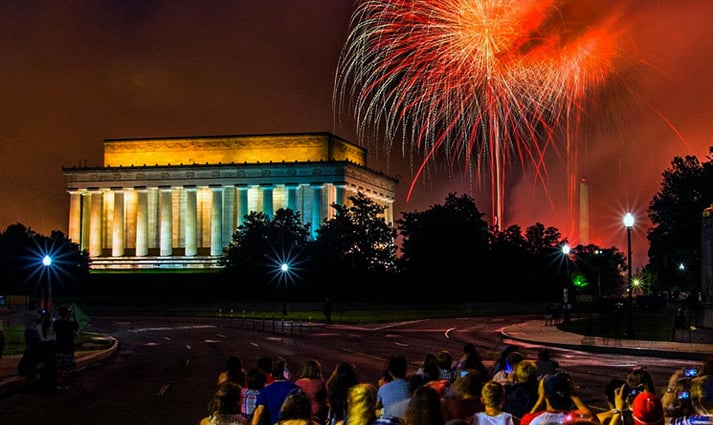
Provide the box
[63,132,398,270]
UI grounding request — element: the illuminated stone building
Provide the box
[63,132,397,270]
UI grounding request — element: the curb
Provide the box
[500,324,710,361]
[0,336,119,398]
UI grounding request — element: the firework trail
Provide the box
[334,0,623,231]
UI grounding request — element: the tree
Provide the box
[0,224,89,298]
[397,193,489,298]
[647,155,713,293]
[310,191,398,298]
[220,208,311,300]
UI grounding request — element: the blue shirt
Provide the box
[377,379,409,418]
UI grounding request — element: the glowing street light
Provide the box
[41,254,53,311]
[623,212,635,338]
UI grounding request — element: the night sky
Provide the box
[2,0,712,269]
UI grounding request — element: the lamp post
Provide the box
[623,212,635,338]
[280,263,288,316]
[41,254,52,312]
[562,244,571,323]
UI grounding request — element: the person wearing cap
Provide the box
[668,375,713,425]
[520,373,598,425]
[612,391,664,425]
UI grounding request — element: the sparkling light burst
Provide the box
[335,0,624,230]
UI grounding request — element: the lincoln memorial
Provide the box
[63,132,397,270]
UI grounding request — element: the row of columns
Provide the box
[68,182,351,259]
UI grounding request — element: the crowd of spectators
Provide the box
[199,346,713,425]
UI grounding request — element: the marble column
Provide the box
[185,186,197,256]
[89,190,104,258]
[262,184,274,219]
[159,187,173,256]
[222,185,235,246]
[236,185,248,227]
[135,188,149,257]
[210,185,223,256]
[311,183,323,239]
[286,183,298,212]
[68,190,83,244]
[112,189,125,257]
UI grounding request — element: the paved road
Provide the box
[0,314,703,424]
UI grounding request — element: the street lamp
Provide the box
[561,244,571,323]
[623,212,635,338]
[41,254,52,312]
[280,263,289,316]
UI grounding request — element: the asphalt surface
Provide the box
[1,318,710,398]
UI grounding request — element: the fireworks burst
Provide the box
[334,0,625,230]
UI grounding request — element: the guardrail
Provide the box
[217,310,313,339]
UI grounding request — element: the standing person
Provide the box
[53,305,79,388]
[473,381,515,425]
[250,357,299,425]
[376,356,410,419]
[323,298,333,324]
[18,299,42,378]
[325,362,359,425]
[295,359,329,424]
[200,382,247,425]
[37,309,58,393]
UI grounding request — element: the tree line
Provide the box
[0,153,709,304]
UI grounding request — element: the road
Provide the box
[0,314,699,424]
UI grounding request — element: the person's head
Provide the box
[328,361,358,385]
[272,357,289,380]
[246,368,268,391]
[279,388,313,421]
[207,382,242,416]
[452,372,481,398]
[404,385,445,425]
[388,355,408,380]
[346,383,378,421]
[463,343,477,357]
[437,350,453,370]
[498,346,519,365]
[538,349,553,362]
[631,391,664,425]
[257,356,273,375]
[421,354,440,382]
[58,306,70,318]
[544,373,574,410]
[505,351,524,373]
[481,380,506,409]
[604,378,628,407]
[627,367,655,394]
[225,355,243,372]
[298,359,323,379]
[691,375,713,413]
[514,360,538,385]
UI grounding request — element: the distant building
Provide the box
[63,132,397,270]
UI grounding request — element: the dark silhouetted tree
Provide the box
[648,155,713,293]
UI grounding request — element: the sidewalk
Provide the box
[0,334,119,397]
[500,320,713,361]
